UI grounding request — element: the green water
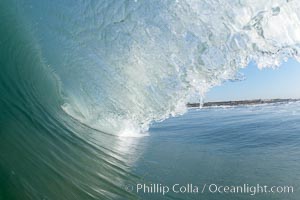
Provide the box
[1,1,300,199]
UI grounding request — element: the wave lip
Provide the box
[8,0,300,135]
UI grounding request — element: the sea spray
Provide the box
[18,0,300,134]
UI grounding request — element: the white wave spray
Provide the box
[23,0,300,135]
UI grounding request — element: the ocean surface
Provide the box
[1,0,300,199]
[1,102,300,200]
[139,102,300,199]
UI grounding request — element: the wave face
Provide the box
[11,0,299,135]
[1,0,300,199]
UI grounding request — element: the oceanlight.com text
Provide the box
[124,183,294,196]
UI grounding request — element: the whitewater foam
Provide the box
[21,0,300,134]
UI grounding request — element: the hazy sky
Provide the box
[205,59,300,102]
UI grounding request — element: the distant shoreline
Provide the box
[187,99,300,108]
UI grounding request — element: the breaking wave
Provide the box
[2,0,300,199]
[3,0,300,135]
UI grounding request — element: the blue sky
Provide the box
[205,59,300,101]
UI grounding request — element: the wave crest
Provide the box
[23,0,300,134]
